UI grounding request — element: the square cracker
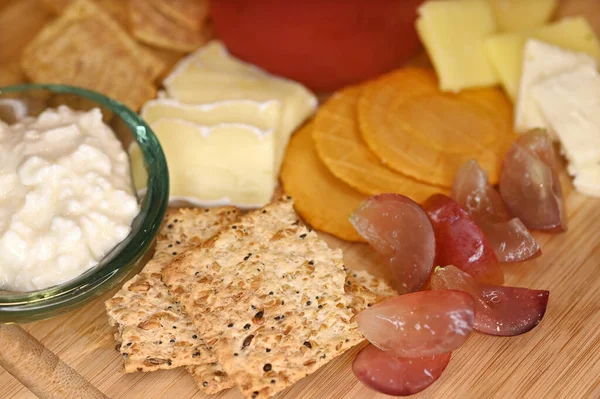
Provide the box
[105,207,239,374]
[163,197,367,399]
[21,0,164,110]
[40,0,130,28]
[129,0,213,52]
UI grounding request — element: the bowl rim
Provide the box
[0,83,169,322]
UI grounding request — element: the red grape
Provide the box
[499,130,567,232]
[350,194,436,293]
[452,160,541,263]
[357,290,475,357]
[431,265,550,336]
[422,194,504,284]
[353,344,451,396]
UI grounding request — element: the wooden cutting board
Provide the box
[2,1,600,398]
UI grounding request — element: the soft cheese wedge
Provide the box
[486,17,600,99]
[131,118,276,207]
[531,64,600,171]
[515,39,597,135]
[163,41,317,172]
[141,98,282,131]
[416,0,499,92]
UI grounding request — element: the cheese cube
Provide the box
[163,41,317,173]
[488,0,557,32]
[573,164,600,197]
[141,98,282,131]
[531,64,600,169]
[515,39,597,134]
[416,0,499,92]
[485,17,600,99]
[131,119,276,207]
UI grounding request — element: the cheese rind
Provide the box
[515,39,597,135]
[131,118,276,207]
[163,41,317,172]
[141,98,282,131]
[416,0,499,92]
[532,64,600,169]
[485,17,600,99]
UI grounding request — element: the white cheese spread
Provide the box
[0,106,139,292]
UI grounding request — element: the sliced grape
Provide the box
[499,130,567,232]
[357,290,474,357]
[452,160,540,263]
[353,344,451,396]
[431,265,550,336]
[422,194,504,284]
[350,194,436,293]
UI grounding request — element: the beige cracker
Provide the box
[163,197,371,399]
[105,207,239,378]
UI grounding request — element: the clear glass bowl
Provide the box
[0,84,169,323]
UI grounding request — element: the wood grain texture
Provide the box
[1,1,600,398]
[0,325,107,399]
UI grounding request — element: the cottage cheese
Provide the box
[0,106,139,292]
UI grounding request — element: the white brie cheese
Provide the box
[163,41,317,173]
[141,98,282,131]
[532,64,600,169]
[515,39,597,136]
[130,118,276,207]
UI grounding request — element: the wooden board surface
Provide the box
[1,1,600,398]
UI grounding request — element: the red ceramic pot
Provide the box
[209,0,424,92]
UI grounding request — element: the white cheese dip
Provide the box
[0,106,139,292]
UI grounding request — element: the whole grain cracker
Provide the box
[105,207,239,373]
[187,362,235,395]
[163,198,365,399]
[129,0,212,52]
[21,0,164,110]
[347,269,398,299]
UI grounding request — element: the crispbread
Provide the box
[163,198,365,399]
[347,269,398,299]
[105,207,239,373]
[187,362,235,395]
[21,0,164,110]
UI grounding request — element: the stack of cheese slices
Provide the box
[130,41,317,208]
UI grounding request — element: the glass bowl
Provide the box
[0,84,169,323]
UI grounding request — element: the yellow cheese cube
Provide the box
[485,17,600,99]
[416,0,499,92]
[488,0,557,32]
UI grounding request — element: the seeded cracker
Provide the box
[163,197,366,399]
[21,0,164,111]
[348,269,398,299]
[105,207,239,378]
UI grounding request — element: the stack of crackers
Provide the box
[106,197,396,398]
[6,0,212,110]
[280,69,516,243]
